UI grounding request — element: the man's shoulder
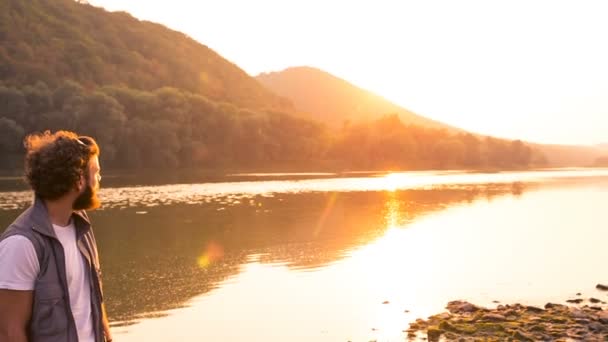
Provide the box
[0,234,36,257]
[1,223,40,259]
[1,207,36,238]
[1,206,47,259]
[0,235,36,252]
[0,234,39,291]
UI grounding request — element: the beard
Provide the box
[73,183,101,211]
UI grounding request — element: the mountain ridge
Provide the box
[257,66,606,167]
[256,66,460,131]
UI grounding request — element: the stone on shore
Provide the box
[567,298,584,304]
[407,298,608,341]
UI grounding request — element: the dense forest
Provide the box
[0,0,545,172]
[0,80,327,169]
[330,115,544,169]
[0,80,544,171]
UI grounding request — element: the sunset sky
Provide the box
[89,0,608,146]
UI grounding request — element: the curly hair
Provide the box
[24,131,100,200]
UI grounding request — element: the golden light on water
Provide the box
[383,190,402,229]
[197,242,224,268]
[105,173,608,342]
[382,173,403,192]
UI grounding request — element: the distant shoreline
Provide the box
[1,167,607,195]
[1,165,608,181]
[2,165,607,179]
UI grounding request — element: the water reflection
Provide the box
[91,184,521,326]
[1,170,607,340]
[0,183,524,326]
[113,175,608,342]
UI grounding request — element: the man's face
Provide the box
[73,156,101,211]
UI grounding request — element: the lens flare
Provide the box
[313,192,339,238]
[197,242,224,268]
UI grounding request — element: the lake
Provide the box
[1,169,608,341]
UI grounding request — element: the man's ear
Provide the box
[77,174,86,191]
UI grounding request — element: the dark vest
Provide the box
[0,197,104,342]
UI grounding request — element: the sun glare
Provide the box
[381,173,403,192]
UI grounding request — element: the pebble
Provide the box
[597,284,608,291]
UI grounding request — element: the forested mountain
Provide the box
[0,0,292,111]
[256,66,458,131]
[0,0,544,172]
[258,66,607,168]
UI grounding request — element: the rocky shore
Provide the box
[407,284,608,341]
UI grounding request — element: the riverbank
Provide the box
[407,285,608,341]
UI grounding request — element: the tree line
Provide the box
[330,115,546,170]
[0,80,545,171]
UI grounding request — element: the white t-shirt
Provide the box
[0,221,95,342]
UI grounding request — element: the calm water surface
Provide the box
[1,169,607,341]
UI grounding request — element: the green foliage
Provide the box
[0,117,24,168]
[0,0,291,112]
[0,80,331,170]
[0,81,542,171]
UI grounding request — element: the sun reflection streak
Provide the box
[352,193,439,341]
[383,190,403,230]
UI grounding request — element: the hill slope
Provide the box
[258,67,608,167]
[0,0,291,111]
[256,66,457,131]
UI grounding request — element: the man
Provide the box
[0,131,112,342]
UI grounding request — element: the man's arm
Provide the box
[0,289,33,342]
[101,303,112,342]
[0,236,39,342]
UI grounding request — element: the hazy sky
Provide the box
[89,0,607,145]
